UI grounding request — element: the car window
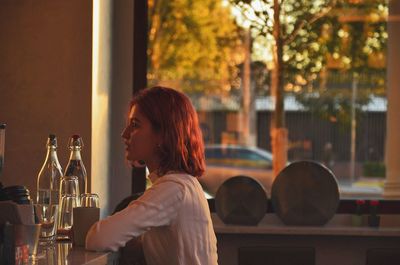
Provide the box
[205,147,233,159]
[205,147,272,169]
[205,148,219,159]
[236,149,272,169]
[236,149,263,160]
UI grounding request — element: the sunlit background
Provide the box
[147,0,389,199]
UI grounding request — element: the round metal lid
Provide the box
[271,161,339,226]
[215,175,267,225]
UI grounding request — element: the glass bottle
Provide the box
[37,134,63,204]
[64,135,87,195]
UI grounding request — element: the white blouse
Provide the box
[85,172,218,265]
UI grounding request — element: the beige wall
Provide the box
[0,1,92,197]
[0,0,135,215]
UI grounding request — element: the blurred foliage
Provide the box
[234,60,271,97]
[230,0,387,127]
[148,0,388,128]
[293,0,387,127]
[363,161,385,178]
[230,0,387,89]
[294,70,386,128]
[148,0,243,93]
[286,0,388,91]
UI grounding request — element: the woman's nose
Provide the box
[121,126,130,139]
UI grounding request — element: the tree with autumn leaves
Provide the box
[230,0,387,177]
[230,0,339,177]
[147,0,243,94]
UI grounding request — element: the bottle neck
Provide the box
[47,146,60,162]
[69,148,82,160]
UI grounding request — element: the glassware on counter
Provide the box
[57,242,72,265]
[3,223,41,263]
[59,176,80,198]
[58,194,79,239]
[57,176,80,239]
[34,204,59,242]
[64,135,87,195]
[36,134,63,205]
[80,193,99,208]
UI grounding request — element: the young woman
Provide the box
[86,86,218,265]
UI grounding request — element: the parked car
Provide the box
[199,145,274,197]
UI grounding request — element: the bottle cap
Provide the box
[69,135,84,149]
[0,124,6,129]
[47,134,58,147]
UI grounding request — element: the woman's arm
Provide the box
[85,180,184,252]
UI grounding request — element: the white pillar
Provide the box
[91,0,134,216]
[92,0,113,217]
[383,0,400,197]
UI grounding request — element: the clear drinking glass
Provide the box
[34,204,58,242]
[58,194,78,239]
[38,242,56,264]
[57,242,72,265]
[80,193,99,208]
[59,176,80,198]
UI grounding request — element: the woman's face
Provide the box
[121,105,160,165]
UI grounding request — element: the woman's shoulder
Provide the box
[161,172,193,181]
[155,172,197,186]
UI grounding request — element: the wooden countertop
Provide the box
[36,242,119,265]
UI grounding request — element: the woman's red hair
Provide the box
[130,86,205,177]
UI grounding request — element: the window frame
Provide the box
[141,0,400,210]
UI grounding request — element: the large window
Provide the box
[147,0,388,199]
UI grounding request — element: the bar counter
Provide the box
[35,242,119,265]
